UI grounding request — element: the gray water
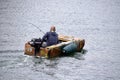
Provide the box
[0,0,120,80]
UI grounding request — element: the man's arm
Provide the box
[42,32,48,41]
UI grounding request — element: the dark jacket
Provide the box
[42,32,58,46]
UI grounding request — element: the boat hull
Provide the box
[24,35,85,58]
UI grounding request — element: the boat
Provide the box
[24,34,85,58]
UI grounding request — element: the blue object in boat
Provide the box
[62,42,77,54]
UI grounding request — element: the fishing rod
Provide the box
[29,22,45,35]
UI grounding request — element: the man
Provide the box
[42,26,58,47]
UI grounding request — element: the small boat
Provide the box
[24,34,85,58]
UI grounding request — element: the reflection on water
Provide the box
[22,49,87,68]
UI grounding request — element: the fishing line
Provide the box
[28,22,45,35]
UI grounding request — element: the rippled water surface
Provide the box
[0,0,120,80]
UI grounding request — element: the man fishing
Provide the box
[42,26,58,47]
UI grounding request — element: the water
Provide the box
[0,0,120,80]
